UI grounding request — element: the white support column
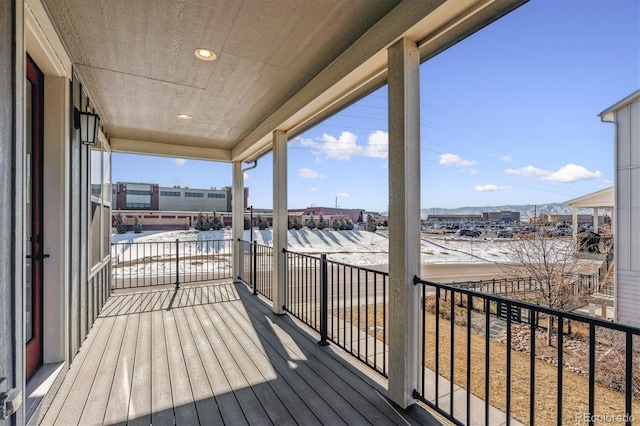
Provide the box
[572,206,578,244]
[232,161,244,281]
[387,37,420,408]
[593,207,599,233]
[610,207,614,235]
[272,130,287,314]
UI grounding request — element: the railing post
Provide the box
[175,239,180,289]
[318,254,329,346]
[252,241,258,295]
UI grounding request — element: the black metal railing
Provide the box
[450,273,599,298]
[413,276,640,426]
[107,231,640,426]
[284,249,389,377]
[111,239,233,289]
[238,239,273,300]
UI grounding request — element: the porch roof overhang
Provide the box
[41,0,527,163]
[599,89,640,122]
[564,187,614,209]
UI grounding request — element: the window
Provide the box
[185,192,203,198]
[160,191,181,196]
[127,189,151,195]
[208,193,225,198]
[126,202,151,209]
[90,140,112,270]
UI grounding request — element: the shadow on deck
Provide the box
[40,281,442,425]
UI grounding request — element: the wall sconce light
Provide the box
[74,107,101,145]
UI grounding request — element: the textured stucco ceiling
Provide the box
[41,0,526,162]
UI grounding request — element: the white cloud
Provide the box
[439,153,477,167]
[243,172,250,180]
[298,167,325,179]
[542,164,602,183]
[365,130,388,159]
[173,158,186,166]
[505,165,549,178]
[309,187,317,192]
[319,131,363,160]
[337,193,350,199]
[499,155,512,162]
[300,130,389,161]
[504,163,602,183]
[475,184,512,192]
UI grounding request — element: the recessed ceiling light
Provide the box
[177,114,192,120]
[194,48,217,61]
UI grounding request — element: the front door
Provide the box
[25,55,45,380]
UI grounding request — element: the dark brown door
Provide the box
[25,55,45,380]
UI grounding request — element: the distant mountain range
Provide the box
[421,203,598,220]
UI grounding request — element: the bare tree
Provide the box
[499,230,585,345]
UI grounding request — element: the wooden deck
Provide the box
[40,281,441,425]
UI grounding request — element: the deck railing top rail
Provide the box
[415,276,637,334]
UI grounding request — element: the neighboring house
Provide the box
[562,187,613,234]
[599,89,640,326]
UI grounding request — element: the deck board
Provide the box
[127,310,152,426]
[214,301,339,426]
[235,291,400,425]
[103,312,139,426]
[42,313,106,425]
[51,315,117,425]
[172,306,224,426]
[163,308,200,425]
[41,281,441,426]
[77,314,128,425]
[185,305,248,426]
[149,309,174,426]
[204,302,297,426]
[193,303,272,425]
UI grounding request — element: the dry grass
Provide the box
[337,304,640,425]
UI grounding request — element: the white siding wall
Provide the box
[158,188,227,212]
[615,98,640,326]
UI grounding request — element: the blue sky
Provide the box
[112,0,639,213]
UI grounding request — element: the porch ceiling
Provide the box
[41,0,526,162]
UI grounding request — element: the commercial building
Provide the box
[426,210,520,223]
[482,210,520,222]
[426,214,483,222]
[112,182,248,213]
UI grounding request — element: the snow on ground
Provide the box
[112,228,519,266]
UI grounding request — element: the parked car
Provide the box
[459,229,481,237]
[497,229,513,238]
[548,227,572,237]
